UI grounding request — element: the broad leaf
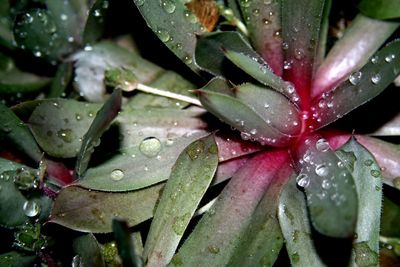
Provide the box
[278,178,327,267]
[359,0,400,20]
[75,89,122,178]
[133,0,206,72]
[0,252,36,267]
[293,134,357,238]
[312,14,399,97]
[29,99,100,158]
[72,234,106,267]
[311,40,400,129]
[0,102,42,161]
[113,219,143,267]
[169,150,289,267]
[337,139,381,267]
[144,135,218,266]
[237,0,283,75]
[50,184,163,233]
[281,0,325,109]
[72,41,163,101]
[198,83,300,147]
[381,196,400,238]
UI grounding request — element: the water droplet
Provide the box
[294,48,305,60]
[337,161,345,168]
[322,179,331,189]
[135,0,145,6]
[370,169,380,178]
[250,129,257,135]
[283,60,292,70]
[110,169,124,181]
[364,159,373,166]
[240,132,251,141]
[161,0,176,14]
[262,18,271,25]
[184,10,197,23]
[33,51,42,57]
[285,82,295,94]
[371,73,381,84]
[282,42,289,50]
[240,0,251,8]
[156,28,170,42]
[349,71,362,85]
[183,55,192,64]
[315,164,329,177]
[315,138,330,152]
[385,54,395,63]
[303,150,311,163]
[208,246,220,254]
[264,103,270,109]
[57,129,74,143]
[75,114,82,121]
[139,137,162,158]
[23,200,40,217]
[296,173,310,188]
[93,9,102,17]
[165,139,175,146]
[371,55,379,64]
[187,140,205,160]
[60,14,68,21]
[252,9,260,16]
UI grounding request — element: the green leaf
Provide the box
[75,89,122,177]
[237,0,283,75]
[0,0,15,49]
[312,14,399,97]
[359,0,400,19]
[278,178,327,267]
[133,0,206,72]
[281,0,325,105]
[315,0,331,70]
[113,219,144,267]
[312,40,400,129]
[72,41,163,101]
[0,102,42,161]
[50,184,163,233]
[144,134,218,266]
[29,99,100,158]
[48,62,73,98]
[294,134,358,238]
[223,48,300,102]
[79,107,209,191]
[337,138,381,267]
[227,157,292,267]
[73,234,106,267]
[198,83,300,147]
[82,0,109,44]
[381,196,400,238]
[169,150,290,267]
[0,252,36,267]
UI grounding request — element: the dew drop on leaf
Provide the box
[315,164,329,177]
[139,137,162,158]
[135,0,145,6]
[296,173,310,188]
[349,71,362,85]
[370,169,381,178]
[161,0,176,14]
[385,54,395,63]
[321,179,331,189]
[57,129,74,143]
[186,140,205,160]
[371,55,379,64]
[23,200,40,217]
[156,28,170,42]
[371,74,381,84]
[315,138,329,152]
[363,159,373,166]
[110,169,124,181]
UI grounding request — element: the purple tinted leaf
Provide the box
[237,0,283,75]
[75,89,122,178]
[312,14,399,97]
[278,178,327,267]
[311,40,400,130]
[50,184,163,233]
[281,0,325,108]
[143,135,218,266]
[213,156,249,185]
[169,150,290,267]
[293,134,357,238]
[198,83,300,147]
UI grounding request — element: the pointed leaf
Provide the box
[237,0,283,75]
[278,178,327,267]
[315,0,331,70]
[73,234,106,267]
[381,196,400,237]
[75,89,122,178]
[29,99,100,158]
[281,0,325,109]
[0,102,42,161]
[311,40,400,129]
[293,134,358,238]
[0,0,14,49]
[0,252,36,267]
[198,83,300,146]
[223,48,300,101]
[227,158,292,267]
[144,135,218,267]
[359,0,400,20]
[113,219,143,267]
[79,107,209,191]
[133,0,206,72]
[72,42,163,101]
[48,62,73,98]
[50,184,163,233]
[169,150,289,267]
[82,0,109,44]
[336,138,381,267]
[312,14,399,97]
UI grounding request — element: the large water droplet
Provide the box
[161,0,176,14]
[321,179,331,189]
[57,129,74,143]
[349,71,362,85]
[110,169,124,181]
[315,138,330,152]
[156,28,170,42]
[296,173,310,188]
[371,55,379,64]
[139,137,162,158]
[371,74,381,84]
[385,54,395,63]
[315,164,329,177]
[187,140,205,160]
[184,10,197,23]
[135,0,145,6]
[23,200,40,217]
[370,169,381,178]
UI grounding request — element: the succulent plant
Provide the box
[1,0,400,266]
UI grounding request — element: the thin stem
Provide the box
[123,83,202,106]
